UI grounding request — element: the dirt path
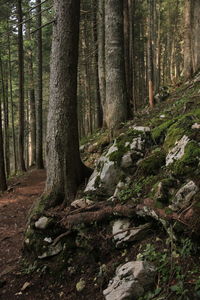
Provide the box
[0,169,46,299]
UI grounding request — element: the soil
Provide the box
[0,169,52,300]
[0,170,106,300]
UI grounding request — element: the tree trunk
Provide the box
[183,0,193,79]
[192,0,200,73]
[0,56,10,177]
[97,0,106,127]
[45,0,91,207]
[36,0,44,169]
[105,0,127,131]
[17,0,26,171]
[0,96,7,191]
[147,0,154,108]
[8,23,17,173]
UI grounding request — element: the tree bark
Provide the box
[45,0,91,207]
[183,0,193,79]
[97,0,106,127]
[36,0,44,169]
[7,23,17,173]
[17,0,26,171]
[147,0,154,108]
[104,0,127,131]
[0,96,7,191]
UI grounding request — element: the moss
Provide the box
[169,141,200,177]
[152,119,175,144]
[164,115,195,151]
[138,149,166,176]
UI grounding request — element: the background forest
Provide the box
[1,1,200,300]
[0,0,199,185]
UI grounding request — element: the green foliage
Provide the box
[138,237,196,300]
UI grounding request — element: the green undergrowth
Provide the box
[138,236,200,300]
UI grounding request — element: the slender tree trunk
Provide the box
[17,0,26,171]
[36,0,44,168]
[45,0,91,207]
[183,0,193,79]
[97,0,106,127]
[192,0,200,73]
[92,1,103,128]
[0,56,10,177]
[147,0,154,108]
[0,96,7,191]
[8,24,17,173]
[105,0,127,131]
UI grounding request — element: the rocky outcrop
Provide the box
[103,261,156,300]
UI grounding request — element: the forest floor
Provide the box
[0,169,54,300]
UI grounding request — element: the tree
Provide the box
[183,0,200,79]
[17,0,26,171]
[0,96,7,191]
[44,0,91,208]
[104,0,127,130]
[147,0,154,108]
[35,0,44,169]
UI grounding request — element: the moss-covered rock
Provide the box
[169,141,200,177]
[152,119,175,144]
[138,149,166,176]
[164,114,200,151]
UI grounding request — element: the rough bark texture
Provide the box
[0,97,7,191]
[45,0,91,207]
[97,0,106,127]
[36,0,44,169]
[183,0,193,79]
[192,0,200,73]
[17,0,26,171]
[147,0,154,108]
[8,32,17,173]
[104,0,127,130]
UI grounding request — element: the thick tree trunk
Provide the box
[36,0,44,169]
[17,0,26,171]
[105,0,127,130]
[45,0,91,207]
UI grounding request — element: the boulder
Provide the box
[103,261,156,300]
[112,219,151,248]
[170,180,199,210]
[166,135,190,166]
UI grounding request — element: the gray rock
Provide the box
[112,219,151,248]
[192,123,200,129]
[38,242,62,259]
[71,198,94,209]
[103,261,156,300]
[170,180,199,210]
[131,126,151,133]
[166,135,190,166]
[35,216,49,229]
[121,152,133,168]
